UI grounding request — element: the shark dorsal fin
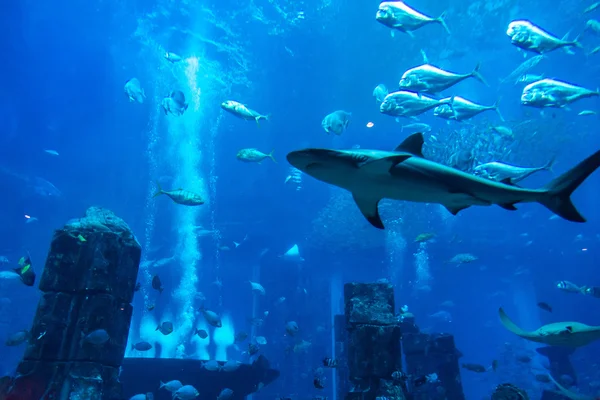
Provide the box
[395,133,425,157]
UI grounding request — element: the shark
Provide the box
[286,132,600,229]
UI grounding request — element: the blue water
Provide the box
[1,0,600,399]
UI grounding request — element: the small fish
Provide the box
[585,2,600,13]
[588,45,600,55]
[83,329,110,345]
[152,275,164,294]
[373,84,388,104]
[164,52,183,63]
[153,182,205,206]
[537,302,552,312]
[414,232,435,242]
[195,329,208,339]
[77,234,86,242]
[173,384,199,400]
[392,370,408,380]
[5,330,30,346]
[200,308,222,327]
[322,357,338,368]
[221,100,269,125]
[44,149,59,156]
[402,122,431,133]
[557,280,585,294]
[147,304,155,311]
[134,282,141,292]
[234,331,248,342]
[313,377,325,389]
[285,321,299,336]
[131,341,153,351]
[516,354,532,363]
[517,74,545,84]
[222,360,241,372]
[255,336,267,345]
[249,281,265,295]
[156,321,174,335]
[217,388,234,400]
[160,380,183,392]
[161,90,188,116]
[248,343,260,356]
[578,110,597,116]
[14,256,35,287]
[124,78,146,104]
[203,360,220,371]
[375,1,450,37]
[461,363,487,373]
[236,148,276,164]
[322,110,351,135]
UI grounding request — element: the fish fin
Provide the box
[539,149,600,222]
[471,62,489,87]
[394,132,425,157]
[444,204,470,215]
[360,154,411,173]
[420,49,429,64]
[544,156,557,173]
[255,116,261,126]
[268,149,277,163]
[406,30,414,38]
[152,181,163,198]
[498,307,530,338]
[498,202,518,211]
[390,30,395,38]
[493,98,505,121]
[500,177,516,186]
[436,11,451,34]
[352,193,384,229]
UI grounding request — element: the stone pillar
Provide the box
[343,282,406,400]
[402,332,465,400]
[1,207,141,400]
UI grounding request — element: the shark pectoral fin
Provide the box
[444,204,470,215]
[352,193,384,229]
[393,132,425,157]
[360,154,411,173]
[498,203,518,211]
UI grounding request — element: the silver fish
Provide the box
[221,100,269,125]
[399,63,487,93]
[507,20,581,54]
[322,110,351,135]
[375,1,450,37]
[521,79,599,108]
[473,158,555,184]
[434,96,503,121]
[380,91,453,118]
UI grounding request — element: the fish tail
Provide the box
[268,149,277,163]
[493,98,505,121]
[436,11,450,35]
[544,155,557,173]
[152,181,163,198]
[471,63,489,87]
[539,149,600,222]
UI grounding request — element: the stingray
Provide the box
[548,373,594,400]
[498,307,600,347]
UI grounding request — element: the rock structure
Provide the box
[343,282,406,400]
[402,332,465,400]
[1,207,141,400]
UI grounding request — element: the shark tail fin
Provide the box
[539,149,600,222]
[492,98,505,121]
[153,181,163,198]
[471,62,489,87]
[435,11,450,35]
[268,149,277,163]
